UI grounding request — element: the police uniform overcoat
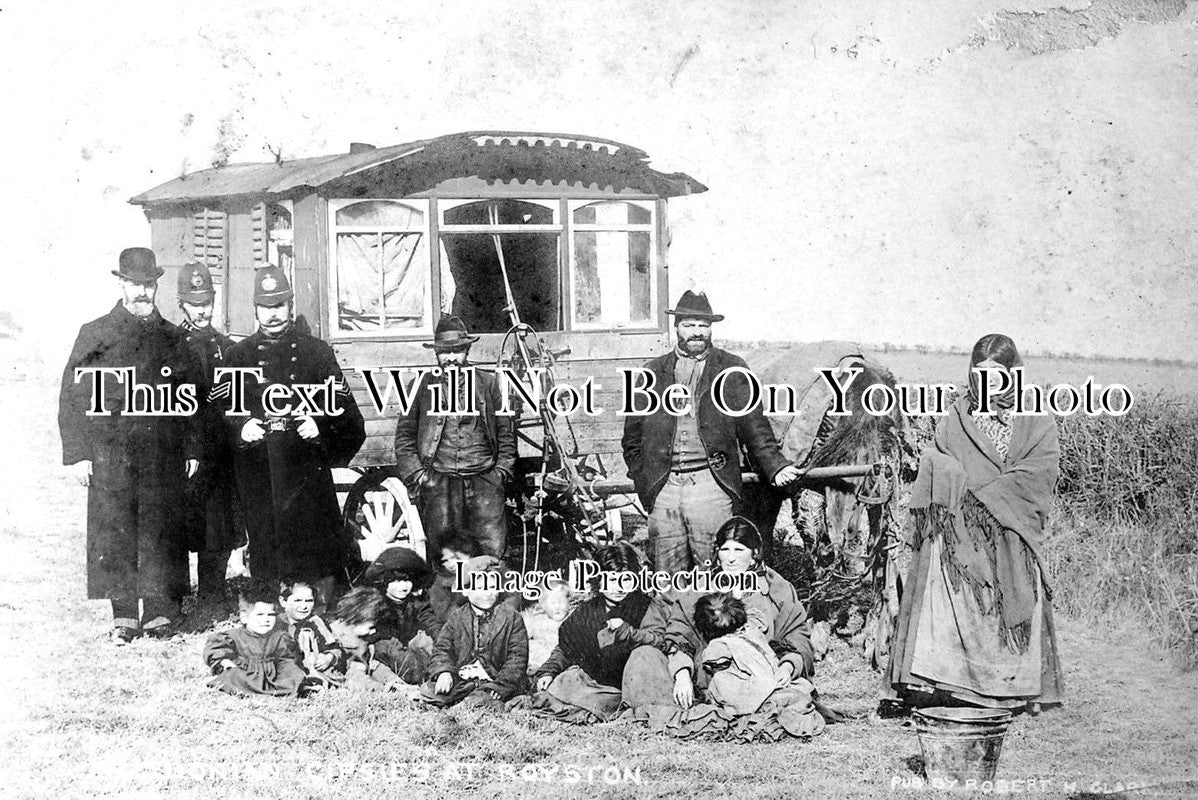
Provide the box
[220,319,365,582]
[181,323,244,554]
[58,303,204,600]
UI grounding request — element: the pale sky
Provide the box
[3,0,1195,363]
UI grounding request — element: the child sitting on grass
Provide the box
[277,577,343,682]
[523,573,572,673]
[328,586,408,692]
[203,581,307,697]
[361,546,440,684]
[531,542,656,721]
[419,556,529,710]
[428,529,482,624]
[693,592,825,737]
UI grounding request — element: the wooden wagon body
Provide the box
[130,131,707,483]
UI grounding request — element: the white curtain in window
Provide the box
[336,232,426,330]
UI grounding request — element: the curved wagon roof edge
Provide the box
[129,130,708,207]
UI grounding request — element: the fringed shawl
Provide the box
[910,396,1059,653]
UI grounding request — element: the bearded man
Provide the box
[393,315,517,563]
[59,248,203,642]
[621,290,800,573]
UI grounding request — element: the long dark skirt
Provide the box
[885,528,1064,709]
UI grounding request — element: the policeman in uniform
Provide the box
[217,265,365,600]
[59,248,204,642]
[177,263,244,615]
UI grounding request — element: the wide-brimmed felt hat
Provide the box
[253,263,293,306]
[112,247,163,282]
[423,314,480,350]
[178,262,216,303]
[666,290,724,322]
[363,546,435,591]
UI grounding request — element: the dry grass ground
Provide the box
[4,369,1198,799]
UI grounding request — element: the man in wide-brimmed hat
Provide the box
[215,265,365,600]
[393,315,517,564]
[58,247,205,642]
[621,290,801,573]
[175,263,245,621]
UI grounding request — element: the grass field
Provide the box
[4,352,1198,799]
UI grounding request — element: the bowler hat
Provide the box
[666,290,724,322]
[178,262,216,303]
[423,315,480,350]
[112,247,164,282]
[253,263,293,306]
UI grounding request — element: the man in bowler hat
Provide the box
[621,290,801,573]
[393,315,517,563]
[176,263,245,618]
[59,248,204,642]
[216,265,365,601]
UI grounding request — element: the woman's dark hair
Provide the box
[594,542,642,574]
[278,576,317,602]
[970,333,1023,371]
[712,516,764,568]
[693,593,747,641]
[588,542,643,592]
[967,334,1023,409]
[239,579,279,611]
[330,586,386,627]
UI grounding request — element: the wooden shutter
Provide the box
[251,202,268,263]
[192,207,227,267]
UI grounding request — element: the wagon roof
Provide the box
[129,131,707,207]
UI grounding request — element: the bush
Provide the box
[1049,394,1198,667]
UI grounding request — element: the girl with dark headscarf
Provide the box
[885,334,1064,712]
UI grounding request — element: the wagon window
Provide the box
[439,200,561,333]
[570,201,655,329]
[331,200,430,333]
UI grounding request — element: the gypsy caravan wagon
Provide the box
[129,131,713,569]
[129,131,892,643]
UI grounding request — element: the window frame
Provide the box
[438,198,565,333]
[566,199,659,332]
[326,198,434,341]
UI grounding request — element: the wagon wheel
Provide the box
[341,472,427,572]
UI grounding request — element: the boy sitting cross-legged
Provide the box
[418,556,528,710]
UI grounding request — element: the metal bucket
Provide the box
[914,706,1013,785]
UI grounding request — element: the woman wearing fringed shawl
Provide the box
[885,334,1064,712]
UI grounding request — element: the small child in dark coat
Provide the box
[277,578,344,683]
[203,581,306,697]
[419,555,529,710]
[362,546,440,684]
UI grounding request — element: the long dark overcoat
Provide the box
[181,324,244,553]
[220,322,365,583]
[58,303,203,600]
